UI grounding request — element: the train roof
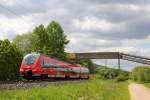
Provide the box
[27,52,88,69]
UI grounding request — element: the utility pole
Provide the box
[118,58,120,69]
[105,59,107,67]
[118,53,120,70]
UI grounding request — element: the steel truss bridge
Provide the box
[68,52,150,69]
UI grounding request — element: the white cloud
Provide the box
[0,15,34,39]
[72,17,113,31]
[1,0,150,70]
[72,16,126,32]
[66,32,150,58]
[66,32,119,52]
[0,0,18,6]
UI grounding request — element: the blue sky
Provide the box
[0,0,150,70]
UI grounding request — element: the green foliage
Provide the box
[115,74,129,82]
[0,79,130,100]
[31,24,49,53]
[96,67,130,82]
[115,70,130,82]
[78,59,95,74]
[13,33,32,54]
[0,39,23,80]
[46,21,69,60]
[96,67,119,79]
[13,21,69,60]
[144,83,150,88]
[131,66,150,83]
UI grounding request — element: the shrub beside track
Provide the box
[131,66,150,83]
[0,40,23,81]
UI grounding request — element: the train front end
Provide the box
[19,53,40,79]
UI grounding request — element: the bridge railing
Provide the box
[67,52,150,65]
[121,53,150,65]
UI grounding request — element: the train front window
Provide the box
[23,53,40,65]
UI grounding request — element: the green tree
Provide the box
[13,33,32,54]
[132,66,150,83]
[31,24,49,53]
[13,21,69,60]
[46,21,69,60]
[0,39,23,80]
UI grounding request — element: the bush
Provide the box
[0,39,23,81]
[131,66,150,83]
[96,67,130,81]
[96,67,118,79]
[115,75,128,82]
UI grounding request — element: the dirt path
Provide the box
[128,83,150,100]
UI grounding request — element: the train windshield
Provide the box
[22,53,40,65]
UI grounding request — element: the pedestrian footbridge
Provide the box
[68,52,150,69]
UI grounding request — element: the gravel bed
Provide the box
[0,79,86,90]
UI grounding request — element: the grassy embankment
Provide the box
[131,66,150,89]
[0,78,130,100]
[144,83,150,88]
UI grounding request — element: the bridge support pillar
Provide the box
[118,58,120,70]
[118,53,121,69]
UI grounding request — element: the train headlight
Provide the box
[20,69,24,72]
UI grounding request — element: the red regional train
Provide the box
[19,53,90,80]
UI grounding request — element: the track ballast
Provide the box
[0,79,88,90]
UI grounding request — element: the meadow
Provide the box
[0,78,130,100]
[144,83,150,89]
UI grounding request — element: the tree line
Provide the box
[0,40,23,80]
[0,21,94,80]
[13,21,69,60]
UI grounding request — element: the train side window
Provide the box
[41,60,58,68]
[41,60,49,68]
[41,60,45,68]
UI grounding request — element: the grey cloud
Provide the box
[1,0,150,69]
[1,0,150,41]
[127,16,150,34]
[0,0,50,17]
[73,29,150,40]
[84,0,150,4]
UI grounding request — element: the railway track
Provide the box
[0,79,88,90]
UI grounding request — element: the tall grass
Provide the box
[131,66,150,83]
[0,79,129,100]
[144,83,150,89]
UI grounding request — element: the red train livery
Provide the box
[19,53,90,79]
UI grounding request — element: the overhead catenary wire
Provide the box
[0,2,29,22]
[0,4,20,17]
